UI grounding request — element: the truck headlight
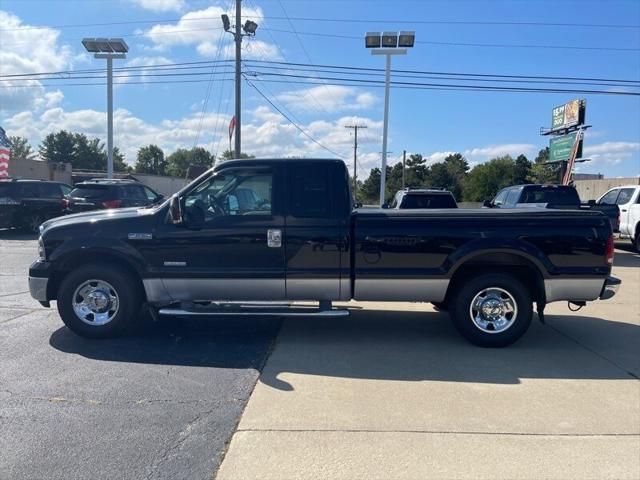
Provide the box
[38,236,46,260]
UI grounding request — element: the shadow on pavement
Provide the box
[49,316,281,369]
[613,249,640,268]
[49,309,638,386]
[0,229,37,240]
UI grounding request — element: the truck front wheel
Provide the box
[450,273,532,347]
[57,263,142,338]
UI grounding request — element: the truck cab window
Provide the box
[184,169,272,222]
[290,164,332,218]
[599,189,619,205]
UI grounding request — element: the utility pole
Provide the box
[402,149,406,189]
[222,3,258,159]
[345,125,367,199]
[234,0,242,159]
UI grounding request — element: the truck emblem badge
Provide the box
[128,233,153,240]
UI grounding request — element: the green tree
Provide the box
[8,136,36,162]
[38,130,75,164]
[134,144,166,175]
[219,149,255,161]
[514,154,532,184]
[464,155,518,202]
[166,147,214,177]
[38,130,130,172]
[528,147,559,184]
[404,153,428,187]
[425,153,469,200]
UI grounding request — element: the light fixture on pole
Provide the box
[82,38,128,179]
[365,31,414,206]
[222,3,259,159]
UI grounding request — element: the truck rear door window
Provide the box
[402,194,456,208]
[290,164,332,218]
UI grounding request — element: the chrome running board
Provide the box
[157,302,349,317]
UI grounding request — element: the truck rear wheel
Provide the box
[57,263,142,338]
[450,273,532,347]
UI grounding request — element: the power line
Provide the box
[4,58,639,86]
[244,77,341,157]
[260,27,640,53]
[2,16,637,32]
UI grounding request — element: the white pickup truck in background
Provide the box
[597,185,640,252]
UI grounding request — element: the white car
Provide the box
[597,185,640,252]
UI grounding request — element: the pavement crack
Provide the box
[144,407,218,480]
[0,309,39,324]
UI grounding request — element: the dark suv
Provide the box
[0,179,72,233]
[388,188,458,209]
[66,179,163,213]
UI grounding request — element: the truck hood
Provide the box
[41,206,158,233]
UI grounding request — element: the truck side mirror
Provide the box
[169,195,183,224]
[381,203,390,209]
[588,199,596,206]
[483,200,493,208]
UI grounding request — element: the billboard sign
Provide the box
[549,131,582,162]
[551,99,586,132]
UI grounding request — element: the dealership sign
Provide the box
[551,99,586,132]
[549,131,582,162]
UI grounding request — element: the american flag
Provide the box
[0,127,11,179]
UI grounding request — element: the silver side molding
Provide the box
[544,278,605,303]
[354,278,448,302]
[157,306,349,317]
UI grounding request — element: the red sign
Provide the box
[228,116,236,141]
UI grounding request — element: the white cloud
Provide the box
[129,0,186,13]
[0,11,75,112]
[583,141,640,166]
[143,5,281,59]
[1,103,385,170]
[464,143,535,159]
[277,85,376,113]
[118,55,173,83]
[424,151,457,165]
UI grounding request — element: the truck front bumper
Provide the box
[599,276,621,300]
[28,260,52,305]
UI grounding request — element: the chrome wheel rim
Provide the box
[72,279,119,326]
[469,287,517,334]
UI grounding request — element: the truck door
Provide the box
[150,164,286,301]
[284,162,350,301]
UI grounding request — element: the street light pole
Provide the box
[372,48,406,206]
[234,0,242,159]
[106,56,113,179]
[82,38,128,179]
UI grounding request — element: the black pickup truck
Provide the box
[29,158,620,347]
[485,184,620,231]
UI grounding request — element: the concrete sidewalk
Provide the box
[217,249,640,480]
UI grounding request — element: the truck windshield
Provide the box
[520,187,580,205]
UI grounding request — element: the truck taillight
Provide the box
[605,235,614,266]
[61,197,69,209]
[101,199,122,209]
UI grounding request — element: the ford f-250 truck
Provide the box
[29,158,620,347]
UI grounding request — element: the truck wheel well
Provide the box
[446,253,545,305]
[49,252,145,301]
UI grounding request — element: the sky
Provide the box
[1,0,639,178]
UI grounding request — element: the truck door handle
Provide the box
[267,229,282,248]
[621,209,627,212]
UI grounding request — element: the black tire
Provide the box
[56,263,142,338]
[449,273,532,348]
[634,231,640,253]
[431,301,448,312]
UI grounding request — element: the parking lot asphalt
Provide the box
[217,245,640,479]
[0,231,281,480]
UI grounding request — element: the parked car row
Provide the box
[0,178,163,233]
